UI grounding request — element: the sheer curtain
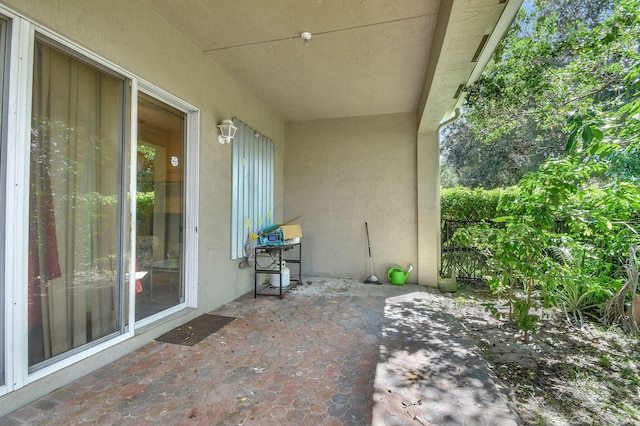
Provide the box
[28,39,125,367]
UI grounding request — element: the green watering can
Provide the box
[387,264,413,285]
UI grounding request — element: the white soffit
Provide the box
[419,0,524,132]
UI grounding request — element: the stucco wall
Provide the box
[0,0,284,414]
[417,131,440,287]
[2,0,285,305]
[284,113,419,283]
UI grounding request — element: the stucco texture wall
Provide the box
[2,0,286,308]
[284,113,418,283]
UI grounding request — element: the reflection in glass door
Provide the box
[135,92,185,321]
[28,38,125,369]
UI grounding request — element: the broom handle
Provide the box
[366,222,374,274]
[281,215,302,227]
[260,215,302,235]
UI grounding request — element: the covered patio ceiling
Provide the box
[144,0,522,128]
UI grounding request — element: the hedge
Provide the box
[440,187,519,222]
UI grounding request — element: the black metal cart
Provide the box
[254,243,301,299]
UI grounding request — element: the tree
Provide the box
[441,118,563,188]
[441,0,639,188]
[439,161,460,188]
[451,0,640,335]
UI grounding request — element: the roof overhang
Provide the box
[418,0,523,132]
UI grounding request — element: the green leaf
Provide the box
[582,126,594,146]
[492,216,514,223]
[565,128,579,154]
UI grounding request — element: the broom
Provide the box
[364,222,383,284]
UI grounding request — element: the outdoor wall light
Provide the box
[217,119,238,144]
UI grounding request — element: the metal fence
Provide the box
[441,219,639,286]
[440,220,493,285]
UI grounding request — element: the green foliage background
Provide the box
[440,187,517,221]
[441,0,640,189]
[440,0,640,337]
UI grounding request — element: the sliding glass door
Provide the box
[28,37,126,369]
[135,92,186,321]
[0,10,199,393]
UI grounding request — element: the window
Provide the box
[231,120,274,259]
[28,37,127,369]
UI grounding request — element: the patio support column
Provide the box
[417,130,440,287]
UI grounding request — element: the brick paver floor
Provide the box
[0,278,520,425]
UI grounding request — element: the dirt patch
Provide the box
[448,285,640,425]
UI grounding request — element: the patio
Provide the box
[1,278,519,425]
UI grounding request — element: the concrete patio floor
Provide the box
[0,278,520,425]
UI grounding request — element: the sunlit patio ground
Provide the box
[1,278,520,425]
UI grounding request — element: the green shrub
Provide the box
[450,154,639,339]
[137,191,155,219]
[441,186,518,221]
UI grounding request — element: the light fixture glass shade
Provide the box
[217,119,238,144]
[301,31,312,46]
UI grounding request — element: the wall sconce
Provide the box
[217,119,237,144]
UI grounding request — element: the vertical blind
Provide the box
[231,120,274,259]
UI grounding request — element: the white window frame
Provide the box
[0,9,18,396]
[133,82,200,329]
[3,9,35,394]
[0,6,199,395]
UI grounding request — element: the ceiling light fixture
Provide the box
[300,31,312,46]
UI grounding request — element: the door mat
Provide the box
[155,314,235,346]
